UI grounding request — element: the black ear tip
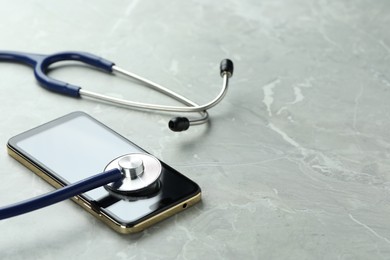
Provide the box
[169,117,190,132]
[220,59,234,77]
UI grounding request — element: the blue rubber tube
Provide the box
[0,50,115,97]
[0,169,122,220]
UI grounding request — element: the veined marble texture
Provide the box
[0,0,390,259]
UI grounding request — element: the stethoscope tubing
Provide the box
[0,169,121,220]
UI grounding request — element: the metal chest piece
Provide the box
[104,153,162,196]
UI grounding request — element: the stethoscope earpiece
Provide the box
[220,59,234,78]
[169,117,190,132]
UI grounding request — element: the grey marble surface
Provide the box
[0,0,390,259]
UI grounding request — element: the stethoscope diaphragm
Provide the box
[104,153,162,198]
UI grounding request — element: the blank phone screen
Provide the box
[8,112,199,224]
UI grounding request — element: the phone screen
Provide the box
[8,112,200,225]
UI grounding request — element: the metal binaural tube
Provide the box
[79,59,233,130]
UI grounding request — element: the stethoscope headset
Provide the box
[0,51,234,219]
[0,51,234,131]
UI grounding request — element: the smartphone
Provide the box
[7,111,201,234]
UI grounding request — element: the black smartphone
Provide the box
[7,111,201,234]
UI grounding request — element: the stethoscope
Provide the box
[0,51,234,220]
[0,51,234,131]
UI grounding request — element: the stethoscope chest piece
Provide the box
[104,153,162,196]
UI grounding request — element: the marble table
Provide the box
[0,0,389,259]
